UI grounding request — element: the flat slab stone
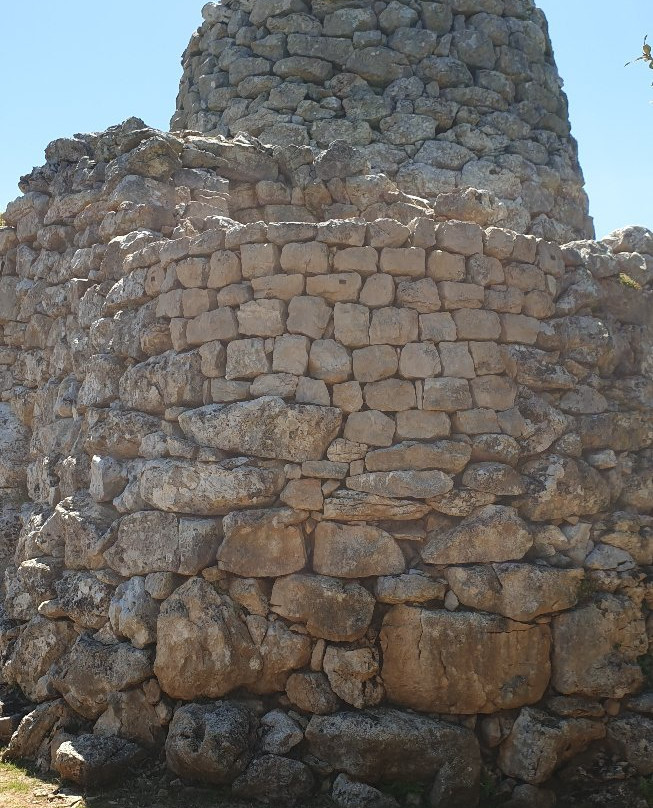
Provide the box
[139,459,285,515]
[380,605,551,714]
[179,396,342,462]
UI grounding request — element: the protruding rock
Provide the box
[179,397,342,462]
[155,578,262,699]
[313,522,405,578]
[232,755,315,805]
[381,606,551,713]
[165,701,258,784]
[53,734,147,787]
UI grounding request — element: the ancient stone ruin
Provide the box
[0,1,651,805]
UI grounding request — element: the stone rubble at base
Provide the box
[0,2,652,806]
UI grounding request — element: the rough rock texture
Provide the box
[0,2,652,803]
[173,0,593,243]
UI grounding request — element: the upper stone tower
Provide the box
[172,0,593,243]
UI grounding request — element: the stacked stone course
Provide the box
[173,0,593,243]
[0,2,651,806]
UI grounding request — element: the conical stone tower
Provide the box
[173,0,593,243]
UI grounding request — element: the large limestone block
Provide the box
[380,606,551,713]
[445,564,583,622]
[323,491,430,521]
[53,571,114,629]
[313,522,405,578]
[56,492,116,568]
[551,594,647,698]
[0,404,29,488]
[139,459,285,515]
[365,440,471,474]
[54,635,152,719]
[53,734,146,787]
[105,511,221,576]
[248,619,312,694]
[347,470,453,499]
[4,557,64,621]
[232,755,315,804]
[323,646,384,709]
[5,616,77,702]
[498,707,606,784]
[517,455,611,521]
[218,508,307,577]
[607,714,653,776]
[421,505,532,565]
[305,708,480,806]
[155,578,262,700]
[118,350,204,414]
[179,396,342,462]
[109,576,160,648]
[165,701,258,785]
[271,574,375,641]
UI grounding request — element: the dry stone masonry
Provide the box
[173,0,593,244]
[0,1,652,806]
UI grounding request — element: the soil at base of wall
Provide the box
[1,759,651,808]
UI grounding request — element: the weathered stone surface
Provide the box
[105,511,222,576]
[0,404,29,488]
[381,606,551,713]
[305,708,480,804]
[155,579,262,699]
[261,710,303,755]
[55,635,152,718]
[286,671,342,715]
[248,620,312,694]
[165,701,258,784]
[53,734,146,787]
[271,574,375,641]
[607,714,653,775]
[94,687,166,749]
[347,470,453,499]
[109,576,159,648]
[324,491,430,521]
[232,755,315,804]
[421,505,532,565]
[332,774,400,808]
[313,522,405,578]
[446,564,582,621]
[365,441,471,474]
[2,700,67,762]
[5,616,77,702]
[375,573,446,604]
[52,570,114,629]
[139,459,285,515]
[517,455,610,521]
[56,494,117,571]
[551,594,647,698]
[323,646,384,709]
[218,508,307,577]
[179,397,342,462]
[118,350,204,413]
[498,707,606,784]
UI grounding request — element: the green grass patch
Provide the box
[619,272,643,290]
[0,761,32,793]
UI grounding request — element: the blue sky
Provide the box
[0,1,650,238]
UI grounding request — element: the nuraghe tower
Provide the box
[0,1,651,805]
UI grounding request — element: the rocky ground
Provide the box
[1,757,652,808]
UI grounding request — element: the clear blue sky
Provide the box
[0,0,651,238]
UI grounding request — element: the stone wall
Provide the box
[0,119,652,804]
[172,0,593,244]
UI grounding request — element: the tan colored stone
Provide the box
[182,288,216,318]
[500,313,541,344]
[295,377,330,405]
[504,262,546,292]
[344,410,395,446]
[218,508,307,577]
[334,246,378,277]
[323,491,429,521]
[427,250,465,281]
[226,338,270,380]
[552,594,647,698]
[281,241,329,274]
[199,341,227,377]
[395,410,451,439]
[379,247,426,278]
[286,672,341,715]
[419,312,457,342]
[251,273,304,300]
[446,564,583,622]
[208,250,242,288]
[423,377,472,411]
[452,309,501,340]
[287,295,332,338]
[347,470,452,499]
[308,339,352,383]
[438,281,484,310]
[332,381,364,413]
[439,341,476,378]
[399,343,441,378]
[271,574,375,641]
[381,605,551,713]
[452,408,501,434]
[365,440,471,474]
[421,505,532,565]
[369,307,418,345]
[241,242,280,279]
[273,334,309,375]
[469,341,505,374]
[179,397,342,462]
[281,479,324,511]
[323,647,384,709]
[313,522,405,578]
[375,573,447,604]
[155,579,261,699]
[467,254,504,286]
[363,379,416,411]
[435,221,483,256]
[486,287,524,313]
[333,302,370,348]
[462,462,527,495]
[237,299,286,337]
[360,274,395,307]
[187,307,239,345]
[396,278,441,313]
[306,273,362,303]
[470,375,517,410]
[352,345,398,382]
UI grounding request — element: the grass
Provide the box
[639,776,653,807]
[0,762,32,793]
[619,272,643,290]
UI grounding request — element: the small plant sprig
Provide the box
[625,35,653,85]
